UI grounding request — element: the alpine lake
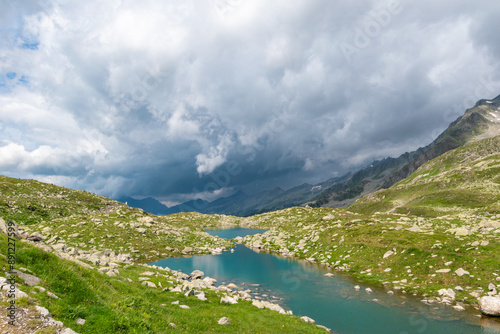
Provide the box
[150,228,500,334]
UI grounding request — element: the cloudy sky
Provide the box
[1,0,500,205]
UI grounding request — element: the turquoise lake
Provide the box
[150,228,500,334]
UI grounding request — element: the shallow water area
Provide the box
[150,228,500,334]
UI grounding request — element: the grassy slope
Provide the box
[0,234,324,333]
[350,135,500,216]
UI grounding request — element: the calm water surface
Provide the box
[150,228,500,334]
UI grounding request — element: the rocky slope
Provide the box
[311,94,500,208]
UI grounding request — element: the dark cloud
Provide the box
[1,0,500,202]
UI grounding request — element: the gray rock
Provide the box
[60,328,79,334]
[179,304,190,309]
[218,317,231,325]
[136,228,147,234]
[479,296,500,316]
[47,291,60,299]
[76,318,86,325]
[12,269,41,286]
[27,232,44,241]
[489,283,496,291]
[36,306,51,317]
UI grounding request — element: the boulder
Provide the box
[190,270,204,279]
[479,296,500,316]
[27,232,44,241]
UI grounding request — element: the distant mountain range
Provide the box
[118,94,500,216]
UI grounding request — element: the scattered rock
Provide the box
[365,288,373,294]
[136,228,147,234]
[354,285,360,291]
[179,304,190,309]
[436,269,451,273]
[324,273,335,277]
[76,318,86,325]
[218,317,231,325]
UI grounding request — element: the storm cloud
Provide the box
[1,0,500,204]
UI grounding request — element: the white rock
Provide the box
[384,268,391,272]
[478,296,500,316]
[455,268,470,276]
[252,300,265,309]
[301,316,315,323]
[436,269,451,273]
[179,304,190,309]
[220,296,238,304]
[76,318,86,325]
[453,305,465,311]
[383,250,394,259]
[365,288,373,294]
[218,317,231,325]
[489,283,496,291]
[141,281,157,288]
[354,285,360,291]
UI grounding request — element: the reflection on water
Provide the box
[150,229,500,334]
